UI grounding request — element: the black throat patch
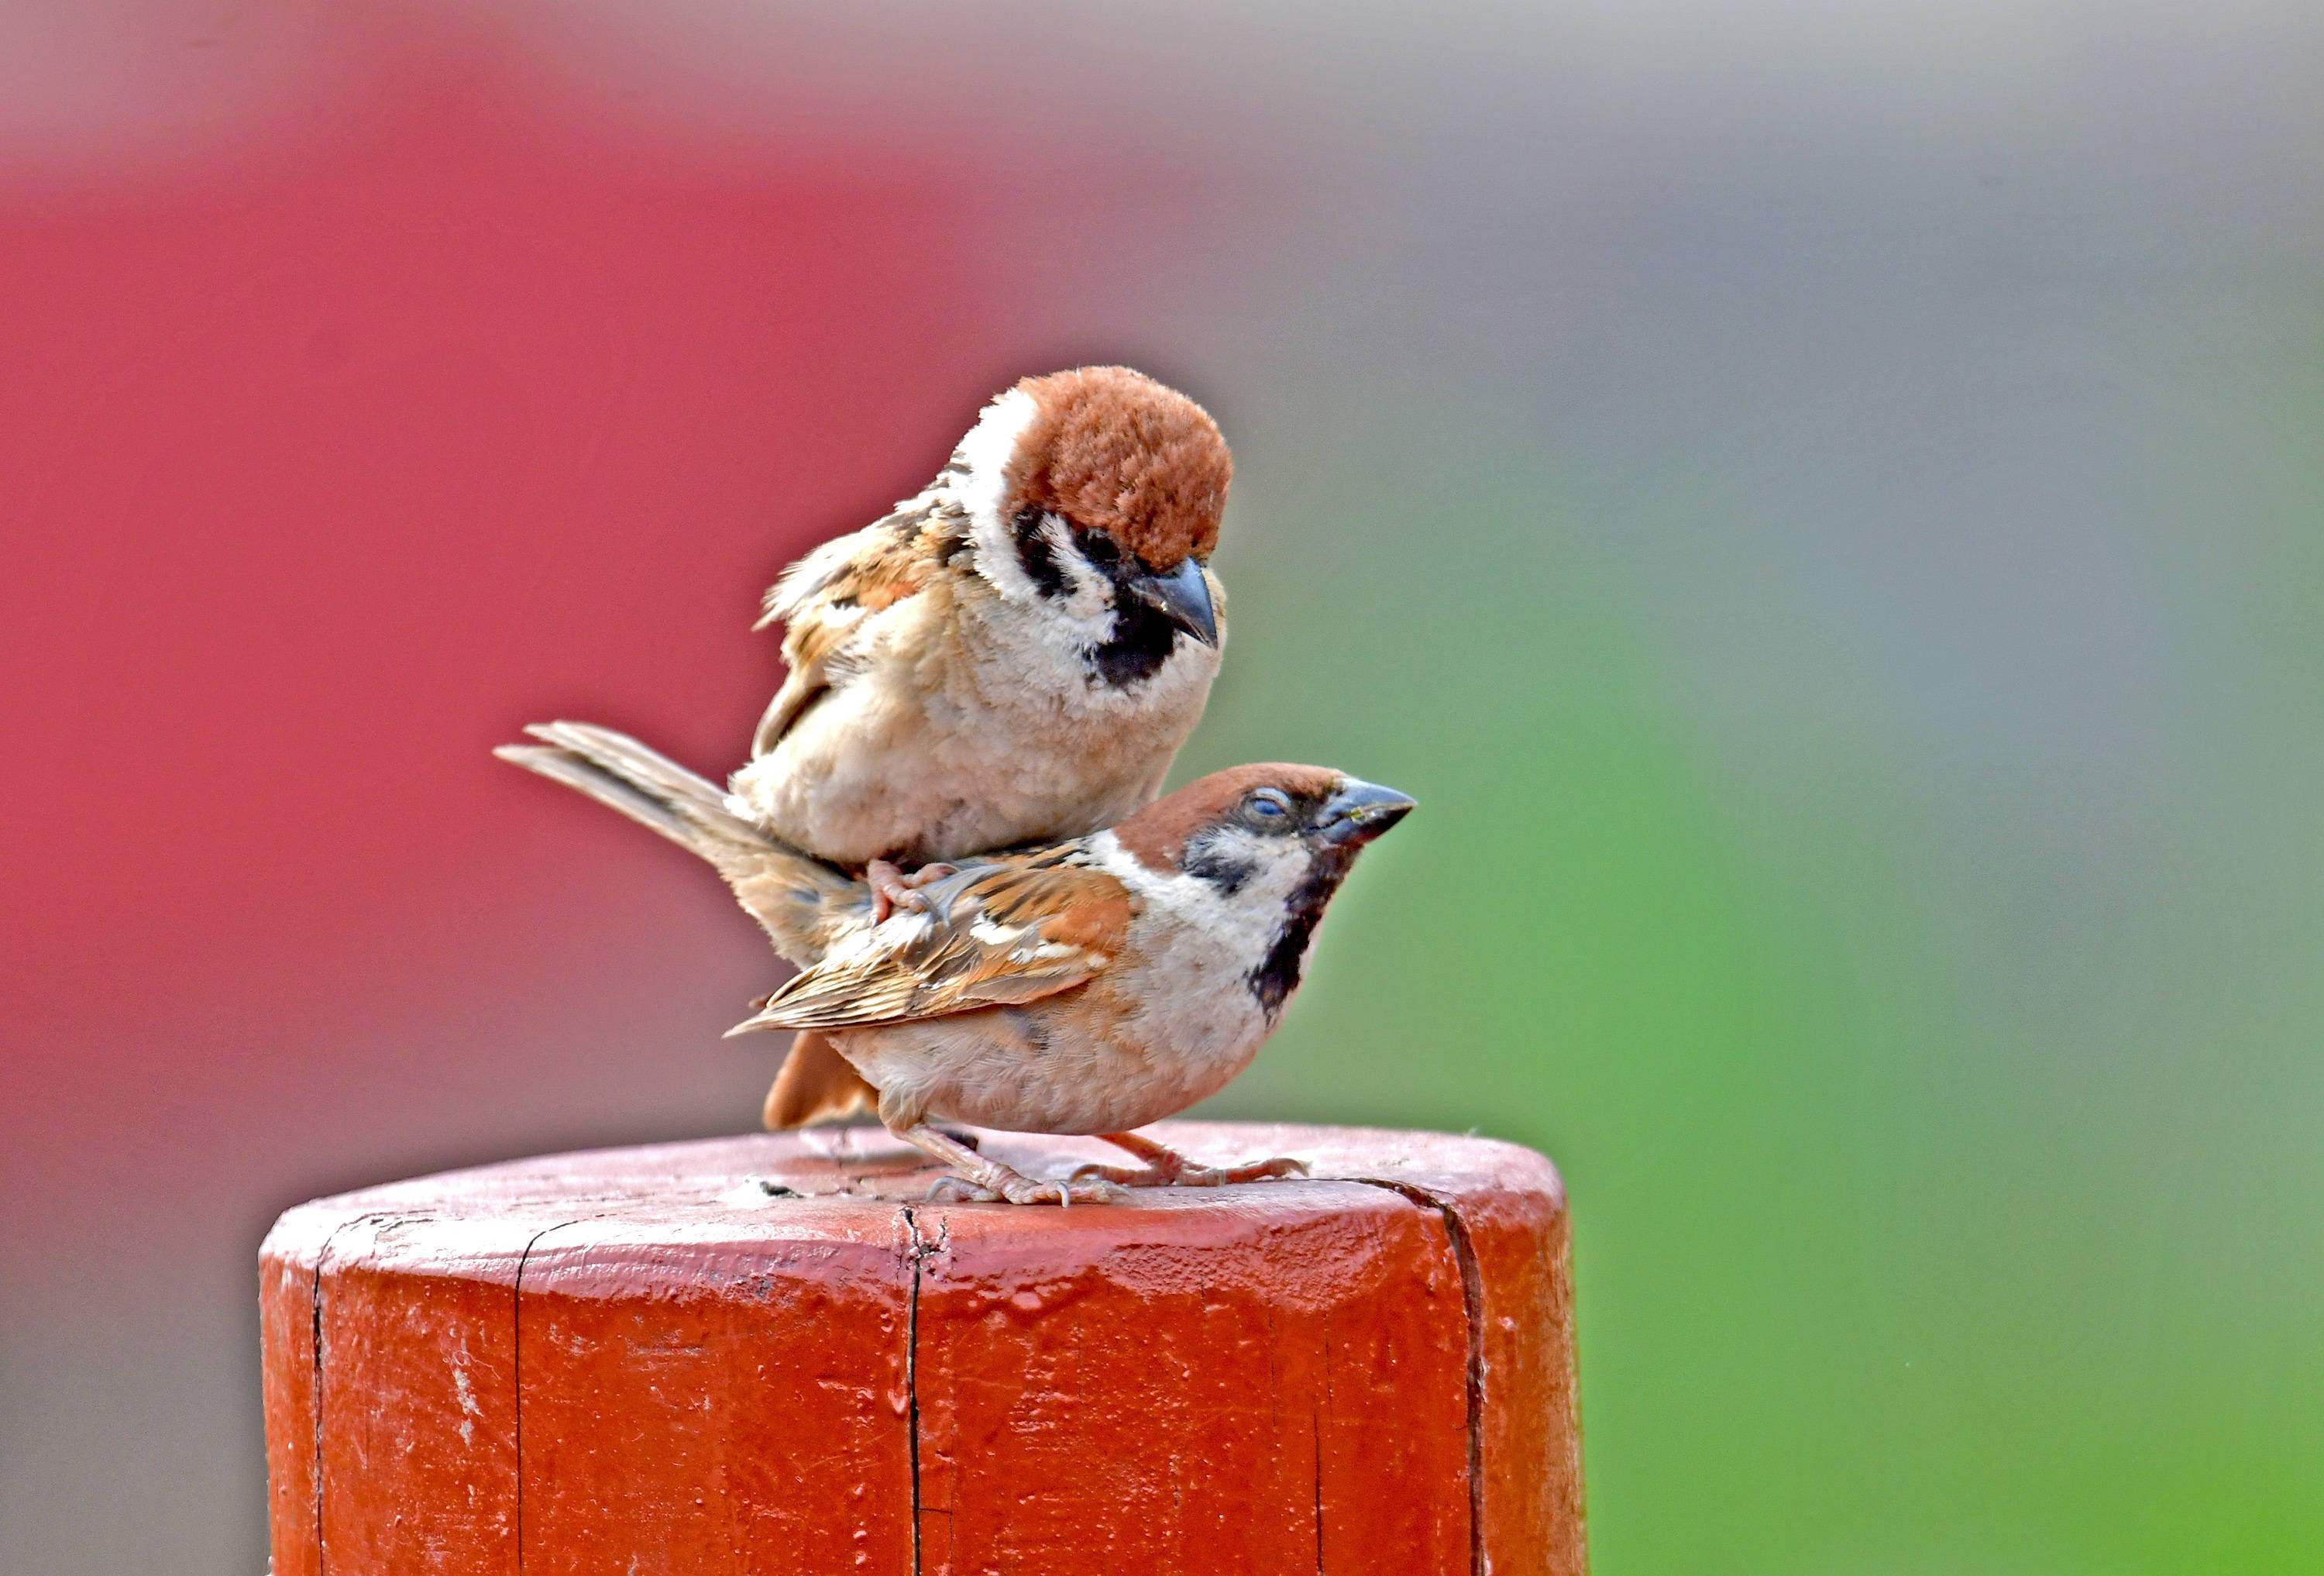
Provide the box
[1014,508,1187,688]
[1247,846,1358,1017]
[1087,593,1184,688]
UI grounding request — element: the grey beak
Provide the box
[1127,558,1219,647]
[1314,778,1416,847]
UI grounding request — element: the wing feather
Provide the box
[732,862,1133,1033]
[751,498,951,755]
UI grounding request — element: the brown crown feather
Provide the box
[1112,763,1346,874]
[1003,366,1232,569]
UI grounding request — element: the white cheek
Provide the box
[1102,830,1309,967]
[966,511,1120,666]
[1047,522,1119,635]
[1200,830,1310,934]
[955,387,1041,600]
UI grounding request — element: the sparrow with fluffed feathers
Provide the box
[731,364,1229,876]
[497,722,1412,1204]
[724,366,1235,1130]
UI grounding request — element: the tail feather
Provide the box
[498,721,761,855]
[495,721,860,963]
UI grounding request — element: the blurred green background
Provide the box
[1195,401,2324,1571]
[1188,280,2324,1574]
[6,2,2321,1570]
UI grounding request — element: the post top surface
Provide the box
[261,1122,1563,1274]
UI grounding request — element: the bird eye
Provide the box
[1242,788,1292,827]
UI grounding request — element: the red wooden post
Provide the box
[260,1121,1583,1574]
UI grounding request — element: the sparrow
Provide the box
[724,366,1232,1133]
[497,721,1412,1205]
[728,365,1231,895]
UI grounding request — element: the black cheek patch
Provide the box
[1012,508,1068,598]
[1181,838,1257,896]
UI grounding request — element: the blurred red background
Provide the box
[2,10,1252,1563]
[5,10,1234,1224]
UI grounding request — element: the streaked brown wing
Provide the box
[737,861,1134,1031]
[751,504,944,755]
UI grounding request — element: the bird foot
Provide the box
[1070,1154,1310,1189]
[927,1171,1129,1207]
[867,859,961,924]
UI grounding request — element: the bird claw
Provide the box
[867,859,960,924]
[927,1172,1129,1206]
[1069,1154,1309,1189]
[1235,1155,1312,1182]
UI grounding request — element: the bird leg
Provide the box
[899,1123,1128,1206]
[865,859,961,923]
[1071,1130,1310,1189]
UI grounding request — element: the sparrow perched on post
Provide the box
[497,722,1411,1204]
[724,366,1233,1130]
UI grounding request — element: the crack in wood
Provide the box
[901,1205,925,1576]
[511,1218,587,1574]
[1312,1407,1326,1576]
[309,1216,359,1575]
[1344,1179,1488,1576]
